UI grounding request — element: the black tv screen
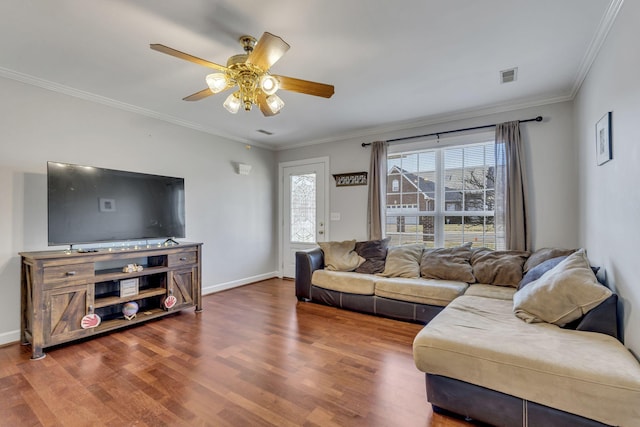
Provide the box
[47,162,185,246]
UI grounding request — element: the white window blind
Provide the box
[386,138,503,249]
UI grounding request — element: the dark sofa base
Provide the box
[425,374,612,427]
[303,285,444,324]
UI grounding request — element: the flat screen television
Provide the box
[47,161,185,246]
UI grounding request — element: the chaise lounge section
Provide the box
[413,293,640,426]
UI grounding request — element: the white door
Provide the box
[280,159,328,278]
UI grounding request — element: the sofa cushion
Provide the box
[518,256,567,290]
[317,240,365,271]
[311,270,376,295]
[471,248,529,287]
[420,244,475,283]
[520,255,601,291]
[464,284,516,300]
[513,249,612,326]
[413,295,640,427]
[379,243,423,278]
[374,277,468,307]
[354,237,390,274]
[524,247,576,273]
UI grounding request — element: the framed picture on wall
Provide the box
[596,111,612,165]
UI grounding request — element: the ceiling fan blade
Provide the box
[183,88,214,101]
[257,92,279,117]
[246,32,290,70]
[150,44,227,71]
[275,75,335,98]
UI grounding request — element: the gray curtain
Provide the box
[367,141,388,240]
[495,121,530,251]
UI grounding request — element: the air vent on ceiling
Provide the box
[500,67,518,84]
[257,129,274,135]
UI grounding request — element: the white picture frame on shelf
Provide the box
[120,278,139,298]
[596,112,612,165]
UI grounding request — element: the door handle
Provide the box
[318,231,324,235]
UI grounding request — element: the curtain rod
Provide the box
[361,115,543,147]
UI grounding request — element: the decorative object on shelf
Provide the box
[122,263,144,273]
[122,301,139,320]
[596,111,612,165]
[81,307,101,329]
[333,172,368,187]
[120,278,139,298]
[163,291,177,310]
[150,32,334,116]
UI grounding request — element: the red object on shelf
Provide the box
[80,313,101,329]
[164,295,177,309]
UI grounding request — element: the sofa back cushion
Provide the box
[380,243,423,278]
[354,237,390,274]
[471,248,530,287]
[518,256,567,290]
[318,240,365,271]
[420,244,475,283]
[524,247,576,273]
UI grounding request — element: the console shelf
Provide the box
[95,308,168,333]
[94,287,167,308]
[20,242,202,359]
[94,265,170,282]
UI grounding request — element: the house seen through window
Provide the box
[386,140,502,249]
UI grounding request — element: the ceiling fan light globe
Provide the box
[223,93,241,114]
[206,73,228,93]
[266,94,285,114]
[260,75,279,95]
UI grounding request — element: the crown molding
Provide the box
[0,66,273,150]
[274,94,572,151]
[569,0,624,98]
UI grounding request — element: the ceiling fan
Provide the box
[150,32,335,116]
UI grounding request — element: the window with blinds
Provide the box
[386,141,502,249]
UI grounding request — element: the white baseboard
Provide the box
[202,271,279,295]
[0,330,20,347]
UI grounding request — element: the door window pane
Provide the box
[290,173,316,243]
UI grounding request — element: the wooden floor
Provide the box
[0,278,471,427]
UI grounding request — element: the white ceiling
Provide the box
[0,0,620,150]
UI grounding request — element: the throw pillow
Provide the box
[519,255,601,290]
[524,247,576,273]
[355,237,390,274]
[518,256,567,290]
[420,244,475,283]
[379,243,423,278]
[513,249,612,326]
[471,248,530,287]
[318,240,365,272]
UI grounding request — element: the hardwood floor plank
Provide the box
[0,278,472,426]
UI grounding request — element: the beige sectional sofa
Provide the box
[295,240,640,426]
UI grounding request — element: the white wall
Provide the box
[277,101,578,250]
[0,77,278,345]
[574,1,640,356]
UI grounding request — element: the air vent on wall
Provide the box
[257,129,274,135]
[500,67,518,84]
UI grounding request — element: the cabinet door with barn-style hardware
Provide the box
[43,284,95,348]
